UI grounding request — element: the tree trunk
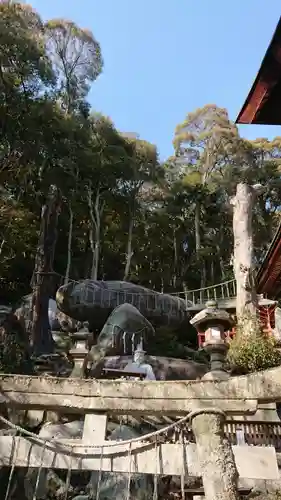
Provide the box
[231,183,258,319]
[64,203,73,285]
[123,211,134,281]
[210,258,215,285]
[201,260,206,291]
[91,202,101,281]
[194,201,206,290]
[87,185,104,281]
[31,186,61,355]
[183,282,190,306]
[194,201,201,252]
[0,237,6,259]
[191,410,239,500]
[172,228,178,288]
[217,244,226,280]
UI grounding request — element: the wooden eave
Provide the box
[256,222,281,298]
[236,17,281,125]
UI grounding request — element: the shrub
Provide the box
[0,310,34,374]
[247,491,281,500]
[227,312,281,374]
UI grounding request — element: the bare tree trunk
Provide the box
[31,186,61,355]
[0,237,6,259]
[191,410,239,500]
[210,258,215,284]
[92,199,101,281]
[231,183,258,319]
[87,185,104,280]
[64,203,73,285]
[201,260,206,291]
[172,228,178,288]
[194,201,206,290]
[183,282,190,305]
[123,211,134,281]
[194,201,201,252]
[217,244,226,280]
[88,226,96,279]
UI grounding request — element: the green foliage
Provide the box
[247,491,281,500]
[0,1,54,89]
[227,313,281,374]
[0,313,34,374]
[147,324,198,358]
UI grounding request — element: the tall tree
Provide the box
[173,105,239,288]
[84,115,132,280]
[43,18,103,284]
[44,18,103,113]
[120,135,160,281]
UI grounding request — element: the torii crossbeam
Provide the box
[1,365,281,414]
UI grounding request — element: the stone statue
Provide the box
[56,279,191,330]
[124,340,156,380]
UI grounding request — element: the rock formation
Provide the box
[56,280,191,329]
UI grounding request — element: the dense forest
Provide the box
[1,1,281,307]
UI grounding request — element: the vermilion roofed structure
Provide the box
[236,16,281,125]
[256,223,281,299]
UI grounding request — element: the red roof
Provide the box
[236,17,281,125]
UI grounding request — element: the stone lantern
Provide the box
[69,322,92,378]
[190,299,234,381]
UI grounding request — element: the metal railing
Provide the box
[173,279,237,305]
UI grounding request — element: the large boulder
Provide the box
[56,280,191,329]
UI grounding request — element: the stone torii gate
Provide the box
[0,366,281,500]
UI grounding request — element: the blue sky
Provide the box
[32,0,281,160]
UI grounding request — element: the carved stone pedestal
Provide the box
[190,408,239,500]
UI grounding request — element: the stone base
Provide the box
[201,370,230,381]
